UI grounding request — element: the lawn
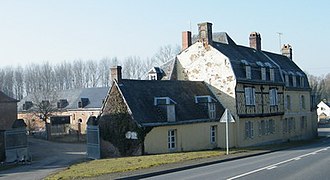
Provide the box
[46,150,229,180]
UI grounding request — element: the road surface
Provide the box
[0,137,86,180]
[141,129,330,180]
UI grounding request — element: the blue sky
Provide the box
[0,0,329,76]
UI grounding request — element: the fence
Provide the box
[5,128,29,162]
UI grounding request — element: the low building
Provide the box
[98,67,226,157]
[18,87,109,134]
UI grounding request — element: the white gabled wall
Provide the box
[176,42,237,117]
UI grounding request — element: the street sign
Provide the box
[219,109,235,155]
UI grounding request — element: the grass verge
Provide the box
[46,150,228,180]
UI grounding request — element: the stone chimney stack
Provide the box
[182,31,192,51]
[249,32,261,51]
[198,22,213,47]
[110,66,122,83]
[281,44,293,60]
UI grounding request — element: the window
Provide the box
[270,68,275,81]
[210,125,217,144]
[300,116,307,130]
[261,67,266,80]
[300,77,305,87]
[259,120,265,135]
[285,95,291,110]
[300,95,306,110]
[288,117,296,132]
[208,103,216,119]
[245,121,254,139]
[292,75,297,87]
[195,95,217,119]
[246,66,251,79]
[269,119,275,134]
[168,130,176,150]
[154,97,176,105]
[285,74,289,86]
[149,74,156,80]
[269,88,278,106]
[244,87,256,106]
[283,118,288,133]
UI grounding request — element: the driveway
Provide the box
[0,137,86,180]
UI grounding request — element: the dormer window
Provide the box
[292,75,297,87]
[285,74,289,86]
[241,60,251,79]
[269,68,275,81]
[148,67,164,80]
[57,99,68,108]
[300,77,305,87]
[261,67,266,80]
[78,98,89,108]
[23,101,33,110]
[195,95,217,119]
[154,97,176,122]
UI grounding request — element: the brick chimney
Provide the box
[110,66,122,83]
[182,31,192,51]
[281,44,293,60]
[249,32,261,51]
[198,22,213,47]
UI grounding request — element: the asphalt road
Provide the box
[0,137,86,180]
[143,130,330,180]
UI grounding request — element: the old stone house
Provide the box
[18,87,108,134]
[157,22,317,147]
[98,66,225,156]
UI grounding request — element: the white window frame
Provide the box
[245,87,256,106]
[269,88,278,106]
[270,68,275,81]
[208,103,216,119]
[154,97,176,106]
[210,125,217,144]
[168,129,176,150]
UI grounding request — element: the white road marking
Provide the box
[227,146,330,180]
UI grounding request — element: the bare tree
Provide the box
[31,90,59,140]
[153,44,180,65]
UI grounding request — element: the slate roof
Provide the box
[115,79,225,126]
[0,91,17,103]
[18,87,109,112]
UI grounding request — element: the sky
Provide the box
[0,0,329,76]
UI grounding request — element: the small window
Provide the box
[168,130,176,150]
[244,87,256,106]
[286,95,291,110]
[300,77,305,87]
[246,66,251,79]
[261,67,266,80]
[149,74,157,80]
[283,118,288,134]
[300,116,307,129]
[285,75,289,86]
[288,117,296,132]
[292,75,297,87]
[245,121,254,139]
[210,125,217,144]
[300,95,306,110]
[270,68,275,81]
[208,103,216,119]
[269,88,278,106]
[154,97,176,106]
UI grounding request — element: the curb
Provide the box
[116,150,279,180]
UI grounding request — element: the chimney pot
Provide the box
[281,44,293,60]
[110,66,122,83]
[249,32,262,51]
[198,22,213,47]
[182,31,192,51]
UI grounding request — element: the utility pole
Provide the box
[277,32,283,52]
